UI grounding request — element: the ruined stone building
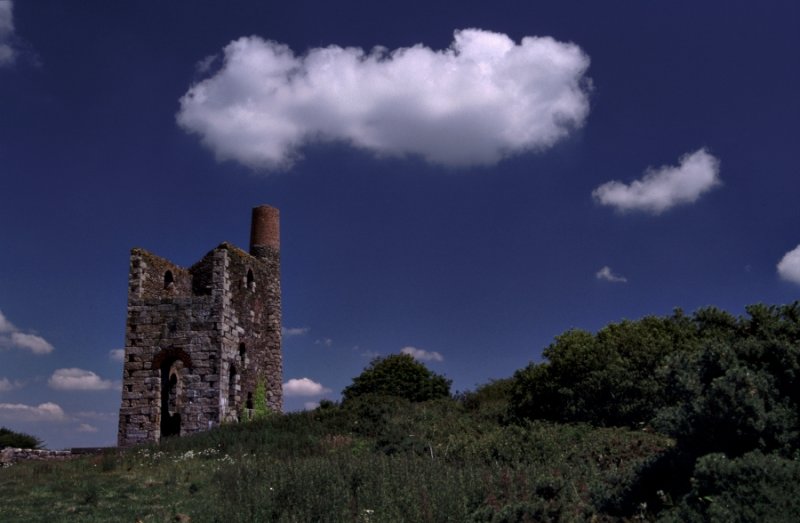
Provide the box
[117,206,282,447]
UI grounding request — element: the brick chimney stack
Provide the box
[249,205,280,259]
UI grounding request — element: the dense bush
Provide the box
[662,451,800,522]
[511,302,800,519]
[342,353,451,402]
[510,311,703,426]
[0,427,43,449]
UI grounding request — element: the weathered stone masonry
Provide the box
[117,205,282,447]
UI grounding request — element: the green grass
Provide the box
[0,399,671,522]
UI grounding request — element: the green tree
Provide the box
[511,312,701,426]
[0,427,43,449]
[654,303,800,458]
[342,354,451,402]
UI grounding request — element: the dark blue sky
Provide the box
[0,1,798,448]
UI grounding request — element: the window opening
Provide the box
[228,366,238,419]
[160,359,183,438]
[164,270,175,289]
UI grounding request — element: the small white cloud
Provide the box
[596,266,628,283]
[75,410,117,420]
[303,401,320,410]
[0,0,15,67]
[0,377,22,392]
[282,326,310,337]
[360,349,381,359]
[108,349,125,362]
[76,423,98,433]
[177,29,591,170]
[283,377,331,397]
[0,401,66,422]
[0,309,55,354]
[9,332,54,354]
[592,149,721,214]
[401,346,444,362]
[315,338,333,347]
[777,245,800,285]
[48,368,115,391]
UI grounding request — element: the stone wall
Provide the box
[1,448,73,467]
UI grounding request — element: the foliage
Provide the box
[508,302,800,519]
[0,399,670,522]
[342,353,451,403]
[251,379,269,420]
[0,427,43,449]
[661,451,800,522]
[459,378,514,423]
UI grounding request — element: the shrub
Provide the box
[0,427,43,449]
[662,451,800,522]
[342,354,451,403]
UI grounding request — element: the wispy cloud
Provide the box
[593,149,721,214]
[315,338,333,348]
[108,348,126,362]
[401,346,444,362]
[282,326,310,337]
[0,0,15,67]
[177,29,590,170]
[0,309,55,354]
[283,378,331,397]
[596,266,628,283]
[777,245,800,285]
[0,309,14,333]
[76,423,98,433]
[48,368,116,391]
[0,402,66,422]
[0,377,22,392]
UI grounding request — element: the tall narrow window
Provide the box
[239,343,246,367]
[228,366,238,416]
[246,269,255,291]
[164,270,174,289]
[160,359,183,438]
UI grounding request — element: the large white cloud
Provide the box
[283,377,331,397]
[0,0,15,67]
[48,368,115,391]
[0,309,55,354]
[177,29,591,170]
[777,245,800,285]
[0,402,66,422]
[592,149,721,214]
[401,346,444,362]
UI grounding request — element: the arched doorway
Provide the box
[160,359,183,438]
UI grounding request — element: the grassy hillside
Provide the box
[0,398,669,522]
[5,303,800,521]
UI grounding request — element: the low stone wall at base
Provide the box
[1,448,73,468]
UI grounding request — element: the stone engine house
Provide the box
[117,205,282,447]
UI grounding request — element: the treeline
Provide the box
[341,302,800,519]
[502,302,800,520]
